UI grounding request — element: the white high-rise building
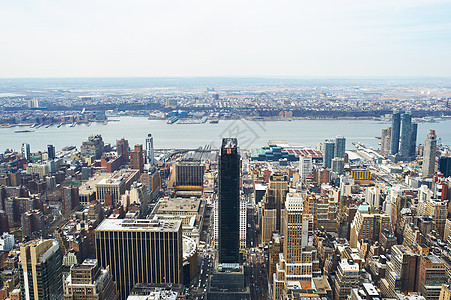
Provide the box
[299,156,313,181]
[21,143,31,160]
[0,233,15,251]
[422,130,437,177]
[145,133,154,165]
[365,186,382,208]
[240,195,247,249]
[213,197,218,247]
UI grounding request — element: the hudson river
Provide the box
[1,117,451,152]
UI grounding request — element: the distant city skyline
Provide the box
[1,0,451,78]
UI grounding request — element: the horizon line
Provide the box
[1,75,451,80]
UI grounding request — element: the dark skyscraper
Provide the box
[218,138,240,264]
[400,111,412,159]
[410,123,418,157]
[390,110,401,155]
[439,156,451,178]
[323,140,335,168]
[334,135,346,159]
[47,144,55,160]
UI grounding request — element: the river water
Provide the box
[1,117,450,152]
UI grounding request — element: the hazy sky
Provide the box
[1,0,451,78]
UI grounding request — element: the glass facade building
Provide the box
[390,111,401,155]
[95,219,183,300]
[218,138,240,264]
[400,112,412,159]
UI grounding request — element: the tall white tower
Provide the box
[145,134,154,165]
[299,155,313,181]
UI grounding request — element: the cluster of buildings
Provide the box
[0,131,223,300]
[1,104,451,300]
[246,114,451,300]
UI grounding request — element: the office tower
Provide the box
[332,157,345,175]
[63,259,119,300]
[273,195,320,299]
[390,111,401,155]
[410,123,418,157]
[47,144,55,160]
[381,127,391,157]
[218,138,240,264]
[422,130,438,177]
[95,219,183,300]
[81,135,104,159]
[62,186,79,215]
[349,205,391,248]
[335,135,346,159]
[175,162,205,196]
[334,259,360,300]
[21,143,31,161]
[283,198,308,260]
[130,144,144,173]
[117,138,130,162]
[145,134,154,165]
[323,139,335,168]
[418,255,447,300]
[400,112,412,159]
[439,156,451,177]
[19,240,63,300]
[299,156,313,181]
[261,173,289,243]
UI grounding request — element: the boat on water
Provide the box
[201,117,208,123]
[103,121,108,125]
[167,117,178,124]
[30,123,37,128]
[45,124,52,128]
[70,122,76,127]
[57,123,63,128]
[15,130,34,133]
[209,119,219,124]
[87,122,91,126]
[35,124,43,129]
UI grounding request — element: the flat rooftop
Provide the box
[97,169,139,186]
[155,198,202,214]
[95,219,181,232]
[79,173,110,194]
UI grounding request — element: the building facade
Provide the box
[19,240,63,300]
[95,219,183,300]
[218,138,240,264]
